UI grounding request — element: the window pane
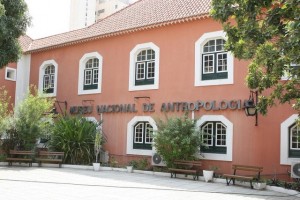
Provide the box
[86,59,93,68]
[203,40,215,53]
[43,75,50,89]
[147,62,155,79]
[145,123,153,144]
[203,54,214,73]
[93,69,99,84]
[216,123,226,146]
[50,74,55,88]
[201,123,213,146]
[137,50,147,61]
[134,123,144,143]
[93,58,99,68]
[84,70,92,85]
[216,39,225,51]
[147,49,155,60]
[136,63,145,80]
[217,53,227,72]
[290,125,300,149]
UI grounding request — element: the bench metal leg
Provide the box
[171,172,176,178]
[250,180,253,189]
[226,178,234,186]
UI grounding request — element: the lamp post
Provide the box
[244,90,258,126]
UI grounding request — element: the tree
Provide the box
[0,0,30,68]
[211,0,300,115]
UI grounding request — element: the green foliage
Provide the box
[2,86,54,151]
[128,157,149,170]
[50,116,98,165]
[94,127,104,163]
[0,0,31,68]
[12,86,54,150]
[153,114,204,167]
[0,87,11,137]
[211,0,300,115]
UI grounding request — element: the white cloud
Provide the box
[25,0,71,39]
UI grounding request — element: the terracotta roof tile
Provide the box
[19,35,33,52]
[25,0,211,53]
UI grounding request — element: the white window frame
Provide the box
[290,125,300,150]
[203,54,215,74]
[134,123,144,144]
[5,67,17,81]
[78,52,103,95]
[215,122,227,147]
[129,42,160,91]
[196,115,233,161]
[145,123,153,144]
[127,116,157,156]
[38,60,58,97]
[280,114,300,165]
[195,31,234,86]
[201,122,214,146]
[217,53,228,72]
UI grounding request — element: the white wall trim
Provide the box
[195,31,234,86]
[126,116,157,155]
[78,52,103,95]
[38,60,58,97]
[15,54,31,105]
[129,42,160,91]
[196,115,233,161]
[280,114,300,165]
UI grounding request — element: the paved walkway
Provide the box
[0,166,299,200]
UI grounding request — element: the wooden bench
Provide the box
[35,151,64,168]
[6,150,34,167]
[168,160,202,180]
[223,164,263,189]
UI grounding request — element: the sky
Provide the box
[25,0,71,39]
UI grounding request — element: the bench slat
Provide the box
[225,164,263,189]
[168,160,202,181]
[6,150,34,167]
[37,151,64,168]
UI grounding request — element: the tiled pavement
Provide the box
[0,166,299,200]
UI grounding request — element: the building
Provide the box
[70,0,138,31]
[95,0,130,20]
[2,0,298,178]
[70,0,96,30]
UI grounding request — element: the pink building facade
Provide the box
[5,0,298,178]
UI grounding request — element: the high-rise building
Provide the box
[70,0,96,31]
[70,0,138,31]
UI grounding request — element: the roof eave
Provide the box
[24,14,210,54]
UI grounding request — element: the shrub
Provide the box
[0,87,11,138]
[50,116,99,165]
[153,114,204,167]
[1,86,54,151]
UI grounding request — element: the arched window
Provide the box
[201,122,227,154]
[39,60,58,97]
[78,52,102,95]
[195,31,234,86]
[133,122,153,150]
[196,115,233,161]
[202,39,227,79]
[289,124,300,158]
[129,42,160,91]
[84,58,99,90]
[43,65,55,93]
[127,116,157,155]
[135,49,155,86]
